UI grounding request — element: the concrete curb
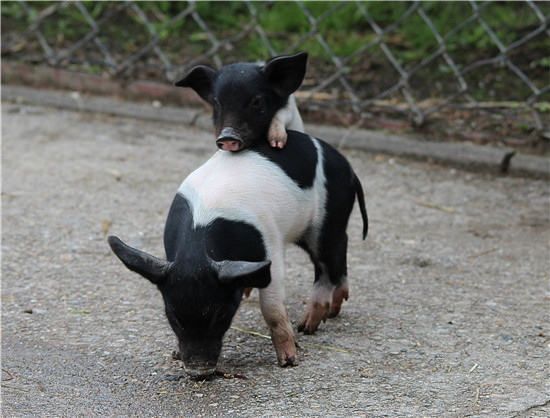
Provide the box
[2,84,548,179]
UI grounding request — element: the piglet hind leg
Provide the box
[329,281,349,318]
[298,234,349,334]
[298,280,349,333]
[298,280,333,335]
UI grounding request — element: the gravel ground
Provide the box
[2,102,549,417]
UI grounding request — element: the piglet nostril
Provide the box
[216,127,243,151]
[217,140,242,151]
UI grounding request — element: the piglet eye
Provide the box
[251,96,265,113]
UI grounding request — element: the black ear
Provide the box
[108,236,171,285]
[212,259,272,289]
[174,65,217,104]
[262,52,308,97]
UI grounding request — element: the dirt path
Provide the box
[2,102,549,417]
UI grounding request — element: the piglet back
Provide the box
[256,131,368,240]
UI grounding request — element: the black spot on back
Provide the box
[253,130,318,189]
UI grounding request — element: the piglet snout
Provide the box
[217,127,243,151]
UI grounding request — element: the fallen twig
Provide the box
[300,342,350,354]
[91,217,112,235]
[474,386,481,404]
[230,326,271,340]
[471,248,499,258]
[413,199,455,213]
[1,384,31,392]
[156,390,186,396]
[230,326,350,353]
[2,369,13,382]
[215,370,249,380]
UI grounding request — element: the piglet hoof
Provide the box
[270,326,299,367]
[328,284,349,318]
[243,287,253,298]
[298,301,330,334]
[268,118,287,149]
[279,353,299,367]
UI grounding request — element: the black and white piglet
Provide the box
[175,52,307,151]
[108,53,368,380]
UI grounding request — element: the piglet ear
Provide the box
[174,65,217,104]
[108,236,171,285]
[262,51,308,97]
[212,259,272,289]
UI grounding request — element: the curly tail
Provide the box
[354,175,369,240]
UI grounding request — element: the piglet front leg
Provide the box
[259,280,299,367]
[267,95,304,148]
[268,116,288,149]
[270,320,299,367]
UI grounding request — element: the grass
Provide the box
[3,1,548,60]
[1,1,548,101]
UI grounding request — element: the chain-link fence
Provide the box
[2,1,549,148]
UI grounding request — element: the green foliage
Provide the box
[1,1,26,21]
[1,0,548,77]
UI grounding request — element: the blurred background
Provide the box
[2,0,549,155]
